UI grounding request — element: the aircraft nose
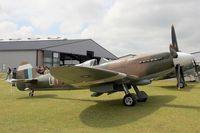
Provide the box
[173,52,193,67]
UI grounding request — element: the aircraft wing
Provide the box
[10,79,38,83]
[50,66,138,87]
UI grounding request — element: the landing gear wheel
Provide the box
[136,91,148,102]
[177,82,184,88]
[180,82,184,88]
[123,93,137,106]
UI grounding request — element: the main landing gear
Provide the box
[29,90,34,97]
[122,84,148,106]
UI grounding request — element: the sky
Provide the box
[0,0,199,57]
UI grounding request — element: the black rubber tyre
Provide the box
[123,93,137,106]
[178,82,185,88]
[29,92,34,97]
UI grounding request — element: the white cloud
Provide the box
[0,0,200,56]
[0,21,33,39]
[81,0,200,56]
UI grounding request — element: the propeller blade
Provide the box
[192,59,200,82]
[175,65,180,88]
[180,66,185,87]
[171,25,179,52]
[175,64,185,89]
[193,59,198,74]
[169,44,178,58]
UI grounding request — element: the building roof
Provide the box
[0,39,117,59]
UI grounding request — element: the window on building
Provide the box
[44,51,53,67]
[87,51,94,58]
[53,52,60,67]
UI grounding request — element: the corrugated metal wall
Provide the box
[0,51,36,71]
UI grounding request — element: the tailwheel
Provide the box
[177,82,185,89]
[29,90,34,97]
[123,93,137,106]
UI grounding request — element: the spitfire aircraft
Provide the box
[11,26,195,106]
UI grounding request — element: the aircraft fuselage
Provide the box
[16,52,176,91]
[98,52,174,80]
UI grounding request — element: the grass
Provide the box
[0,77,200,133]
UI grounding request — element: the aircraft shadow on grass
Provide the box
[18,95,176,127]
[17,94,58,99]
[78,95,200,128]
[79,95,175,128]
[17,94,200,128]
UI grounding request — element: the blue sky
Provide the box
[0,0,200,56]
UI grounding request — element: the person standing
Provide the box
[5,67,12,80]
[11,68,17,86]
[12,68,17,79]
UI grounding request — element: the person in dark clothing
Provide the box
[12,68,17,79]
[5,67,12,80]
[12,68,17,86]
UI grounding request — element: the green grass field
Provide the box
[0,76,200,133]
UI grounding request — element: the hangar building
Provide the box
[0,38,117,71]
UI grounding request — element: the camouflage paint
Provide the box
[98,52,174,79]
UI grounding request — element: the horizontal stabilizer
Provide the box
[11,78,37,83]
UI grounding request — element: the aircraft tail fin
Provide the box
[9,62,40,91]
[16,62,39,80]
